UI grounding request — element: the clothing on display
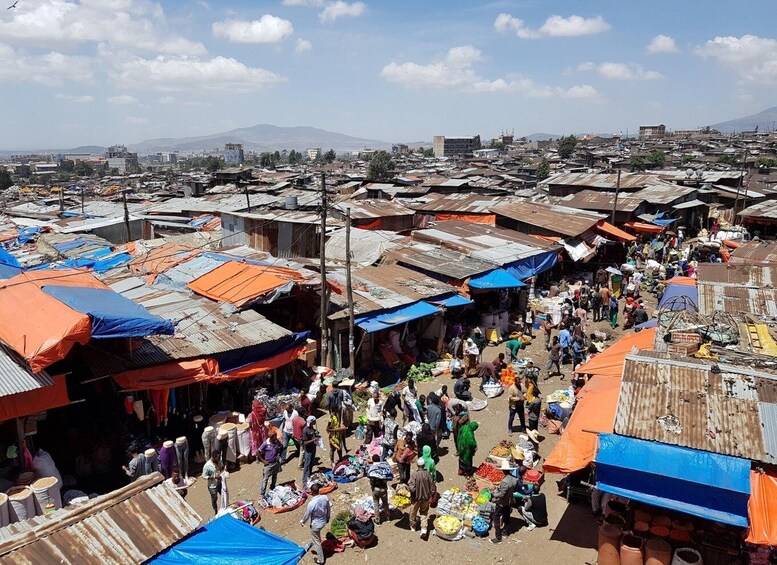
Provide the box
[175,437,189,478]
[159,442,175,479]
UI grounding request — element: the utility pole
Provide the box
[244,184,251,213]
[732,150,748,224]
[122,191,131,243]
[611,169,621,225]
[80,187,85,214]
[319,173,330,367]
[58,186,64,214]
[345,207,355,370]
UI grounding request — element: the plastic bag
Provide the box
[354,425,366,441]
[316,437,327,451]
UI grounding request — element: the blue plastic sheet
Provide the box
[42,285,174,338]
[468,268,525,289]
[657,281,698,311]
[426,293,473,308]
[51,238,87,253]
[505,249,560,280]
[0,247,21,268]
[150,514,304,565]
[356,301,440,333]
[16,227,40,245]
[0,263,21,279]
[596,433,750,527]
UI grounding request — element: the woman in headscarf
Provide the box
[450,402,469,455]
[464,337,480,370]
[248,400,267,457]
[457,421,479,476]
[421,444,437,479]
[416,423,437,462]
[327,410,346,467]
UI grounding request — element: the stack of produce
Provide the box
[433,515,463,540]
[391,485,411,509]
[500,367,516,386]
[329,511,354,538]
[436,488,478,520]
[406,363,437,383]
[474,462,504,489]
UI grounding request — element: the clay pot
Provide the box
[634,521,650,535]
[672,519,694,532]
[598,524,622,565]
[671,547,702,565]
[619,533,643,565]
[669,529,691,543]
[604,513,627,529]
[645,537,672,565]
[652,515,672,527]
[634,509,652,523]
[605,500,629,516]
[650,525,670,538]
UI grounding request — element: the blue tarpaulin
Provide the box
[468,268,526,289]
[634,318,658,330]
[42,285,175,339]
[15,226,40,245]
[596,434,750,527]
[51,238,87,253]
[0,263,21,279]
[150,514,304,565]
[0,247,21,268]
[426,293,473,308]
[217,332,309,373]
[505,249,560,280]
[658,281,698,311]
[356,301,440,333]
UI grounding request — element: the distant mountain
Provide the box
[65,145,107,155]
[523,133,562,141]
[129,124,392,154]
[711,106,777,133]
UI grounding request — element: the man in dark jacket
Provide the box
[490,463,520,544]
[520,489,548,531]
[407,458,436,537]
[425,394,443,448]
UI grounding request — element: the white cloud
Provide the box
[381,45,598,99]
[212,14,294,44]
[55,93,94,103]
[283,0,324,5]
[578,61,663,80]
[495,13,609,39]
[0,0,206,55]
[696,35,777,84]
[320,1,365,22]
[0,44,93,85]
[158,95,176,105]
[110,55,286,92]
[294,38,312,53]
[647,34,679,54]
[125,116,150,126]
[107,94,139,105]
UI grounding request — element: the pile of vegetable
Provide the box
[475,463,505,484]
[329,511,354,538]
[489,440,513,458]
[463,477,478,492]
[475,489,491,505]
[406,363,437,383]
[352,389,372,411]
[391,485,411,509]
[434,515,462,537]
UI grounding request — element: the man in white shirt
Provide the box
[402,378,419,425]
[279,402,299,464]
[365,391,383,442]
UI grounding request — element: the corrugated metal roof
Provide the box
[334,199,413,219]
[730,240,777,265]
[388,243,494,280]
[406,193,509,214]
[546,172,660,190]
[614,353,776,464]
[559,190,645,213]
[0,473,201,565]
[697,282,777,317]
[739,200,777,219]
[0,343,53,397]
[630,183,697,205]
[492,200,606,237]
[696,263,777,287]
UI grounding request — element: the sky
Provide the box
[1,0,777,149]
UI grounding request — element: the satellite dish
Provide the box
[685,168,693,178]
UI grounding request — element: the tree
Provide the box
[718,154,739,166]
[323,149,336,164]
[557,135,578,159]
[204,156,223,172]
[423,148,434,158]
[473,135,482,151]
[535,157,550,180]
[630,157,646,172]
[259,152,276,168]
[648,150,666,168]
[74,161,94,177]
[490,140,504,151]
[60,159,75,173]
[756,156,777,168]
[367,150,395,181]
[273,151,281,162]
[0,167,12,191]
[288,149,301,165]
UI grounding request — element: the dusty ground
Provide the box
[183,298,651,565]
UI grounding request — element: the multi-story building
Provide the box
[307,148,322,160]
[432,136,475,158]
[105,145,139,173]
[638,124,666,140]
[224,143,244,166]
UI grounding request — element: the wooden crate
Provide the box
[666,342,699,356]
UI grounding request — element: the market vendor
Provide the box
[504,336,523,362]
[489,461,520,544]
[519,487,548,531]
[454,375,473,402]
[475,361,497,391]
[464,337,480,369]
[302,416,320,485]
[471,327,488,353]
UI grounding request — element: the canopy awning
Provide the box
[468,268,526,289]
[573,327,656,378]
[188,261,302,308]
[657,278,698,311]
[624,221,664,234]
[43,285,174,339]
[355,301,440,333]
[596,221,637,242]
[747,469,777,545]
[0,375,70,422]
[150,514,304,565]
[504,249,560,280]
[596,433,751,527]
[427,293,473,308]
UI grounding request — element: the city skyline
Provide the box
[1,0,776,148]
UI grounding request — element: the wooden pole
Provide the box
[732,150,747,224]
[122,191,131,242]
[80,187,85,214]
[346,208,356,370]
[244,184,251,213]
[611,169,621,225]
[319,173,330,367]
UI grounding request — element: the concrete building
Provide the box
[638,124,666,140]
[433,136,475,158]
[105,145,139,173]
[307,148,322,160]
[223,143,244,166]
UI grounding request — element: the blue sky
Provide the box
[1,0,776,149]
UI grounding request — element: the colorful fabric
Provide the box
[457,422,479,465]
[422,445,436,477]
[249,400,267,456]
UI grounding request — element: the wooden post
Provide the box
[611,169,621,225]
[319,173,330,367]
[122,191,131,243]
[732,150,747,224]
[346,208,356,370]
[59,185,64,214]
[80,187,85,214]
[244,184,251,213]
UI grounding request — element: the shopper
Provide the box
[279,402,299,464]
[457,421,479,476]
[257,429,282,496]
[380,408,398,462]
[546,336,562,379]
[302,416,319,485]
[490,462,520,544]
[408,458,437,537]
[201,451,221,514]
[365,391,383,443]
[368,454,391,525]
[300,483,331,565]
[507,379,525,434]
[520,489,548,531]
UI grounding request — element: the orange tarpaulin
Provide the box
[0,270,107,372]
[128,243,200,276]
[747,469,777,545]
[0,375,70,422]
[666,276,697,287]
[187,261,293,308]
[356,219,383,230]
[435,214,496,225]
[597,220,637,242]
[113,358,220,391]
[221,343,307,380]
[543,328,656,475]
[624,221,664,234]
[543,376,622,474]
[573,327,656,378]
[722,239,742,249]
